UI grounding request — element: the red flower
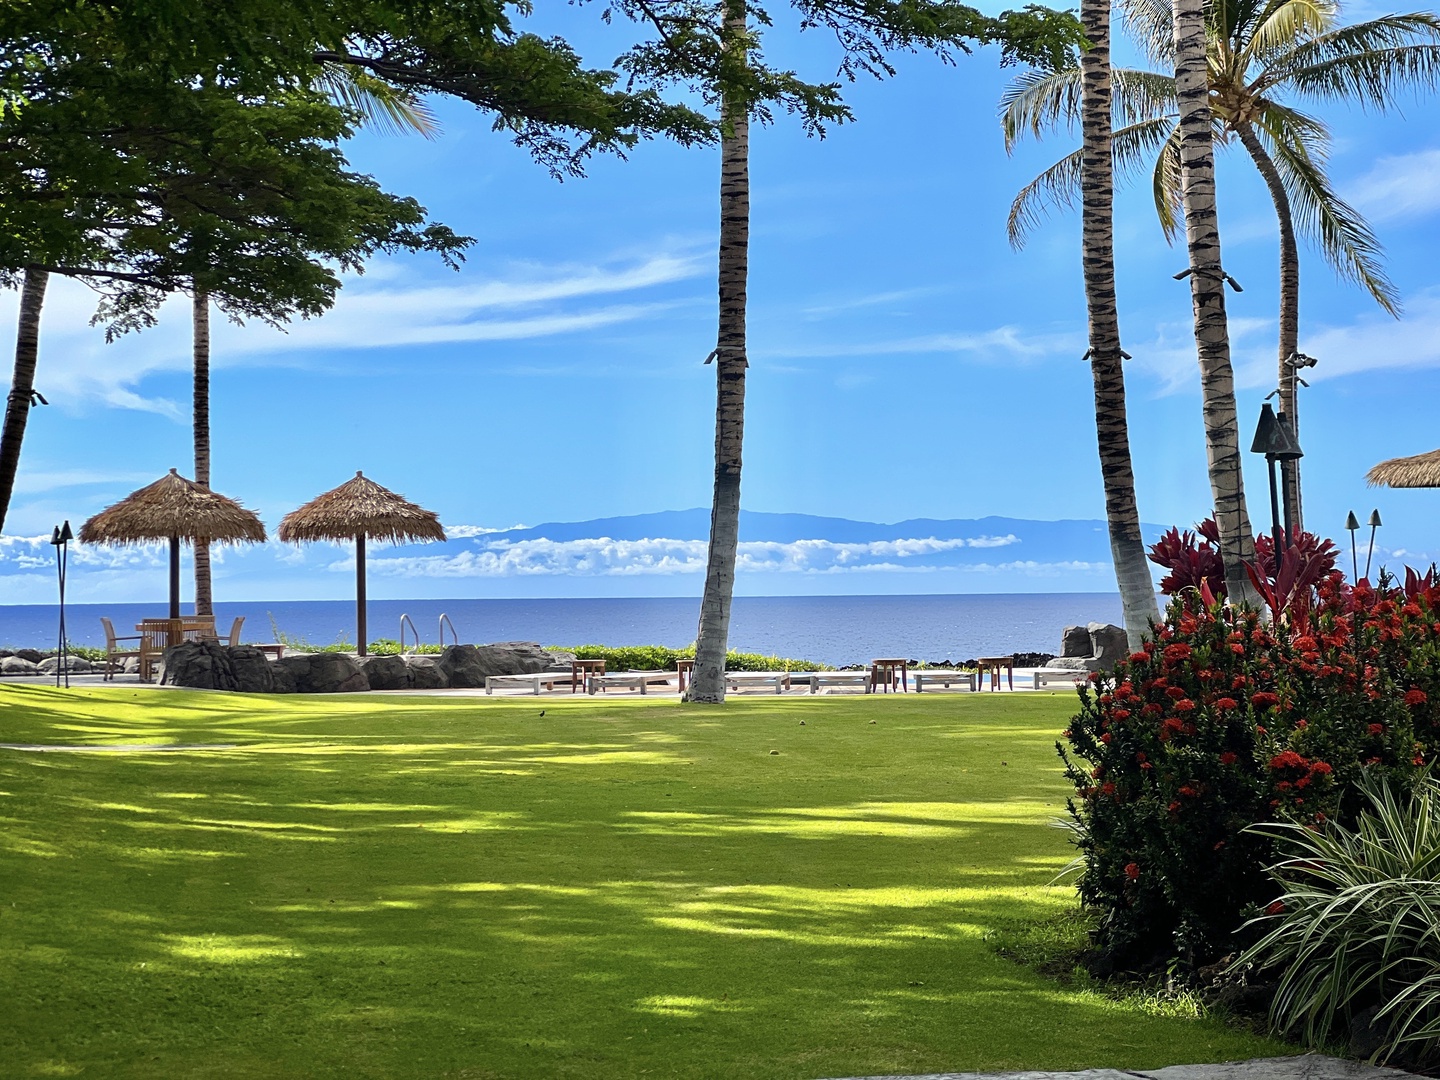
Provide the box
[1266,900,1287,915]
[1309,760,1333,776]
[1215,697,1238,711]
[1220,751,1238,765]
[1166,686,1188,700]
[1168,800,1182,812]
[1100,732,1112,743]
[1129,652,1148,664]
[1406,689,1428,707]
[1113,709,1131,721]
[1270,750,1308,771]
[1124,862,1140,881]
[1251,691,1280,709]
[1178,785,1198,797]
[1100,782,1116,795]
[1368,723,1385,736]
[1163,643,1193,662]
[1173,699,1196,713]
[1230,644,1246,655]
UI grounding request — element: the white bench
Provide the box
[1032,668,1089,690]
[485,672,575,695]
[808,672,874,694]
[724,672,791,694]
[589,671,678,695]
[911,670,977,692]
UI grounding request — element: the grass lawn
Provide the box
[0,685,1290,1079]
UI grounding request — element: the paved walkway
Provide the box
[822,1056,1416,1080]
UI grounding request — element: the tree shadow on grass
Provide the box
[0,691,1287,1079]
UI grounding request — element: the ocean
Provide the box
[1,593,1122,668]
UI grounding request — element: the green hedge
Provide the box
[561,644,830,672]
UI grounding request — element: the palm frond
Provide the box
[1112,68,1179,126]
[316,63,441,139]
[1243,0,1335,66]
[1151,124,1185,241]
[1266,15,1440,105]
[1008,147,1083,246]
[1000,66,1082,150]
[1008,118,1176,246]
[1256,103,1401,314]
[1119,0,1175,67]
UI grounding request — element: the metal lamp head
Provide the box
[59,519,73,543]
[1346,511,1361,531]
[1369,509,1383,528]
[1251,403,1277,455]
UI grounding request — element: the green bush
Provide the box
[1061,571,1440,972]
[561,644,830,672]
[1237,772,1440,1066]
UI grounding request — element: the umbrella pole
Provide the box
[169,535,181,619]
[356,533,367,657]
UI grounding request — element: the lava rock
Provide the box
[274,653,369,694]
[407,656,448,690]
[1088,622,1130,670]
[439,641,566,687]
[37,655,93,674]
[1,656,40,675]
[1060,625,1092,658]
[13,649,45,663]
[228,647,276,693]
[361,654,412,691]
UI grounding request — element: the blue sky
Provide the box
[2,2,1439,605]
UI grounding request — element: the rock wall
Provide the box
[159,641,571,694]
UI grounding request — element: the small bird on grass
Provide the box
[539,710,545,717]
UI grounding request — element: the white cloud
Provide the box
[1352,148,1440,223]
[10,469,157,496]
[0,251,706,417]
[446,524,531,538]
[770,326,1083,363]
[351,534,1023,579]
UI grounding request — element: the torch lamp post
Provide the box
[1250,402,1304,579]
[1366,509,1383,580]
[1345,511,1361,582]
[50,520,73,688]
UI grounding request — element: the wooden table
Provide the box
[976,655,1015,691]
[676,658,694,693]
[870,658,909,693]
[571,658,606,693]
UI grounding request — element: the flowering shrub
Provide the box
[1061,570,1440,971]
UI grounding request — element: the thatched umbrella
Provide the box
[1368,449,1440,489]
[79,469,267,617]
[278,472,446,656]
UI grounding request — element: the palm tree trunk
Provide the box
[1079,0,1160,648]
[690,7,750,704]
[1172,0,1260,605]
[1234,121,1303,533]
[0,267,49,534]
[192,287,214,616]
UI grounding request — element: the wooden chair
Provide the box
[214,616,245,646]
[99,617,142,681]
[136,620,175,683]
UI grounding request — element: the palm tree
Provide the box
[0,267,48,534]
[1075,0,1161,646]
[1004,0,1440,533]
[192,287,214,615]
[187,73,435,617]
[691,3,751,703]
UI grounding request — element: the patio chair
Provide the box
[214,616,245,646]
[99,617,142,681]
[136,622,170,683]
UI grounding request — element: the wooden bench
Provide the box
[723,671,791,694]
[485,672,576,695]
[588,671,678,695]
[807,672,873,694]
[1032,668,1089,690]
[912,670,977,692]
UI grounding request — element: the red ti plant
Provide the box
[1246,531,1340,619]
[1149,518,1227,598]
